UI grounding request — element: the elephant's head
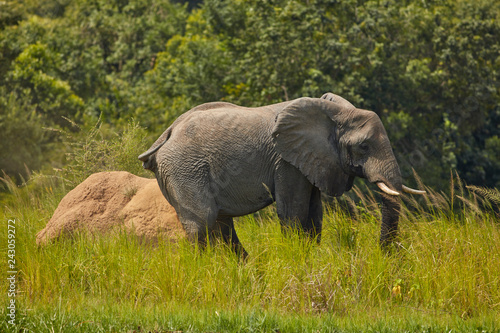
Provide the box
[272,94,425,247]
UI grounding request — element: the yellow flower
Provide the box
[392,285,401,298]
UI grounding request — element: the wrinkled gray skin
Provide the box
[139,93,402,256]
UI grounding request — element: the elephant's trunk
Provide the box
[379,157,402,248]
[380,193,401,248]
[372,158,426,247]
[364,152,403,248]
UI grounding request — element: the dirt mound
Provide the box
[36,171,185,245]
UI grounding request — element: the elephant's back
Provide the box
[155,100,294,171]
[160,102,289,178]
[170,105,276,147]
[156,105,279,214]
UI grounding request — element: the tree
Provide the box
[0,0,188,180]
[0,90,47,180]
[148,0,500,188]
[1,0,498,190]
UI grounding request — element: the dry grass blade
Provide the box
[412,168,432,207]
[0,171,17,193]
[450,170,455,212]
[352,185,368,208]
[466,186,500,206]
[427,188,451,212]
[455,170,465,199]
[456,194,482,216]
[344,195,359,220]
[364,183,379,208]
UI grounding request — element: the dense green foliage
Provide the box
[1,0,499,190]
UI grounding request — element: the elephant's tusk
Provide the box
[402,185,426,195]
[377,182,400,196]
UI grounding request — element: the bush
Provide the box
[61,119,153,187]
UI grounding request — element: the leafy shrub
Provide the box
[62,119,152,187]
[0,89,47,182]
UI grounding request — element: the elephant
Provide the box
[138,93,425,256]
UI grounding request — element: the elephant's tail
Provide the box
[138,144,163,162]
[138,127,172,170]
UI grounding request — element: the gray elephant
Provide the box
[139,93,425,256]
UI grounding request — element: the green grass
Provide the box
[1,123,499,332]
[1,171,499,332]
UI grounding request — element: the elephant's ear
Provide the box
[320,92,356,110]
[272,97,349,196]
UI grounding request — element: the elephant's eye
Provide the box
[359,142,369,152]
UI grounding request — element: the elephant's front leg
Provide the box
[213,217,247,258]
[305,186,323,243]
[274,160,318,239]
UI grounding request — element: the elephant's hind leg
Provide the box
[177,207,217,247]
[168,191,218,247]
[164,175,220,247]
[213,217,248,258]
[174,199,247,257]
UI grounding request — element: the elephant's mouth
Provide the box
[344,164,363,192]
[350,164,364,178]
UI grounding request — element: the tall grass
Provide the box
[1,172,499,331]
[1,124,499,331]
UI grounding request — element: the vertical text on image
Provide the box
[7,219,17,326]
